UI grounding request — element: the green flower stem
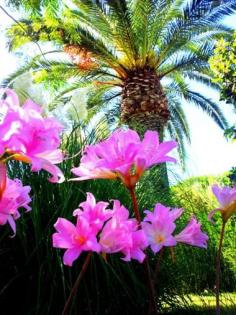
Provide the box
[129,188,158,315]
[216,221,226,315]
[62,252,92,315]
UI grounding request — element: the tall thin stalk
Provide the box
[129,188,141,223]
[216,221,226,315]
[154,248,164,283]
[129,188,158,315]
[62,252,92,315]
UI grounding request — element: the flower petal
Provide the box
[63,248,81,266]
[208,208,221,224]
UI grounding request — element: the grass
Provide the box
[188,292,236,308]
[163,293,236,315]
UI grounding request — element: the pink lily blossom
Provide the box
[0,89,64,183]
[52,216,101,266]
[0,163,31,234]
[142,204,177,253]
[175,217,208,248]
[143,203,183,223]
[209,184,236,223]
[71,129,177,188]
[121,228,148,263]
[142,203,208,253]
[99,200,147,262]
[0,92,21,155]
[99,201,135,254]
[73,192,113,233]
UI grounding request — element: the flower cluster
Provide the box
[0,163,31,235]
[53,193,208,266]
[52,127,208,267]
[0,89,64,234]
[71,129,177,188]
[53,193,147,266]
[0,89,64,183]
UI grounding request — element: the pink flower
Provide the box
[99,201,134,253]
[209,184,236,222]
[52,217,100,266]
[99,200,147,262]
[122,229,148,263]
[0,163,31,234]
[53,193,114,266]
[0,89,64,183]
[142,204,177,253]
[143,204,183,223]
[73,192,113,233]
[0,91,21,155]
[175,217,208,248]
[71,129,177,188]
[142,203,208,253]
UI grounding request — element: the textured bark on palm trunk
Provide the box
[121,68,169,132]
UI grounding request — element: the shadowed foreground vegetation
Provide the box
[0,125,235,315]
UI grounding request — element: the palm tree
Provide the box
[3,0,236,156]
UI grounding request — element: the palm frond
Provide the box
[184,0,219,20]
[93,0,138,60]
[1,61,35,88]
[182,71,221,91]
[166,119,188,170]
[159,48,210,77]
[182,90,228,130]
[155,0,235,63]
[184,0,236,23]
[65,1,115,44]
[127,0,156,59]
[168,97,191,143]
[75,29,126,70]
[148,0,185,50]
[202,1,236,24]
[164,26,232,62]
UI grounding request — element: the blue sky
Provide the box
[0,5,236,181]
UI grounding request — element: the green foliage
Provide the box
[224,125,236,140]
[209,33,236,104]
[170,174,236,292]
[6,0,60,14]
[228,166,236,183]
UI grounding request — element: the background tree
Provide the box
[209,31,236,142]
[3,0,235,146]
[210,32,236,105]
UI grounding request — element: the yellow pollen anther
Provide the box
[154,234,165,244]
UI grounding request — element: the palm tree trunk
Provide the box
[121,67,169,133]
